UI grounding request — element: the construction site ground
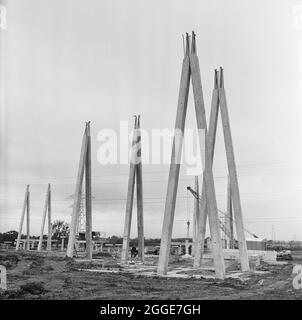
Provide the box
[0,249,301,300]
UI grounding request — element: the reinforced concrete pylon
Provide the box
[157,32,225,279]
[38,184,52,252]
[193,68,250,272]
[218,67,249,271]
[66,122,93,259]
[16,185,30,251]
[121,115,144,263]
[135,116,144,261]
[85,122,92,260]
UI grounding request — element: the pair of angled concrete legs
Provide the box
[121,115,144,263]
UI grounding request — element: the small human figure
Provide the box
[131,246,138,258]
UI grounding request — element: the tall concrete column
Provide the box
[47,184,52,251]
[26,188,30,250]
[194,70,219,268]
[190,35,225,279]
[121,117,138,263]
[157,34,191,276]
[67,124,88,258]
[218,67,249,272]
[38,184,50,252]
[136,116,144,261]
[85,122,92,260]
[16,185,29,251]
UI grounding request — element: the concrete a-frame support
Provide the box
[194,68,249,272]
[218,68,249,271]
[157,33,225,279]
[38,184,52,252]
[16,185,30,251]
[67,122,93,259]
[121,116,144,263]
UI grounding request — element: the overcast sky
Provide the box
[0,0,302,240]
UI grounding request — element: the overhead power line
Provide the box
[1,160,301,181]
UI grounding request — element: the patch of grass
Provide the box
[93,252,112,258]
[46,255,67,261]
[63,277,72,288]
[43,265,54,271]
[29,260,44,269]
[0,254,19,269]
[20,282,48,295]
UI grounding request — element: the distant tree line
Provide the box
[1,226,260,248]
[0,220,70,246]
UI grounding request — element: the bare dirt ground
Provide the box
[0,249,301,300]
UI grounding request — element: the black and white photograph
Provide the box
[0,0,302,306]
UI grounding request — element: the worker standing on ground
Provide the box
[131,246,138,258]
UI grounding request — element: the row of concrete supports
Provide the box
[59,32,245,275]
[16,122,92,256]
[64,116,144,262]
[16,184,52,252]
[14,33,248,280]
[15,122,93,258]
